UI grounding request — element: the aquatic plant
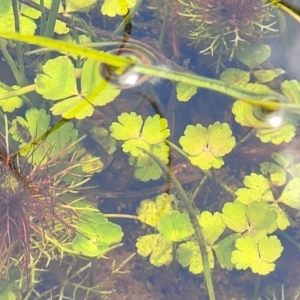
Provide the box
[178,0,277,58]
[0,113,82,276]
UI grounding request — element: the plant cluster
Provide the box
[178,0,277,59]
[0,0,300,299]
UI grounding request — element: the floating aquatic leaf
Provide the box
[110,113,170,161]
[281,79,300,104]
[253,69,285,83]
[278,178,300,210]
[221,201,248,233]
[220,68,250,87]
[10,108,78,165]
[65,0,97,12]
[176,240,214,274]
[269,202,290,230]
[235,173,274,204]
[136,234,172,267]
[35,56,77,100]
[176,82,198,101]
[198,211,226,246]
[256,124,296,145]
[137,193,175,227]
[231,235,283,275]
[72,211,123,257]
[236,43,271,69]
[101,0,136,17]
[214,233,241,270]
[246,201,277,233]
[232,83,296,145]
[179,122,235,170]
[0,85,23,112]
[35,57,120,119]
[79,153,103,174]
[90,127,116,155]
[221,200,277,236]
[158,211,194,242]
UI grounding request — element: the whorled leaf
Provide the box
[231,235,283,275]
[179,122,235,170]
[136,234,172,267]
[136,193,175,227]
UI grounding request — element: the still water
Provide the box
[0,0,300,299]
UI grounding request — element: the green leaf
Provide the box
[235,173,274,204]
[281,79,300,104]
[136,234,172,267]
[129,142,169,181]
[198,211,226,246]
[72,234,110,257]
[176,240,214,274]
[214,233,241,270]
[221,201,248,233]
[246,201,277,233]
[179,122,235,170]
[176,82,198,101]
[231,235,283,275]
[110,113,170,159]
[10,108,78,166]
[269,203,290,230]
[253,69,285,83]
[157,211,194,242]
[35,56,78,100]
[0,85,23,112]
[137,193,175,227]
[65,0,97,12]
[101,0,137,17]
[0,0,11,17]
[232,83,297,145]
[236,43,271,69]
[72,211,123,257]
[220,68,250,87]
[278,178,300,209]
[36,57,120,119]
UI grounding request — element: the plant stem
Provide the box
[39,0,46,35]
[253,274,261,300]
[11,0,28,86]
[141,148,216,300]
[0,32,288,105]
[190,175,208,205]
[278,230,300,250]
[44,0,60,38]
[0,84,36,100]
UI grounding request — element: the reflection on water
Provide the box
[1,0,300,299]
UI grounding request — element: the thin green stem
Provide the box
[133,64,287,103]
[44,0,60,38]
[104,214,138,220]
[253,274,261,300]
[190,176,208,205]
[278,230,300,250]
[39,0,47,36]
[0,84,36,100]
[12,0,27,86]
[0,38,23,85]
[141,148,216,300]
[166,140,189,159]
[0,31,289,105]
[158,2,171,53]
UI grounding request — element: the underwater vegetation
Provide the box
[179,0,277,58]
[1,0,300,299]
